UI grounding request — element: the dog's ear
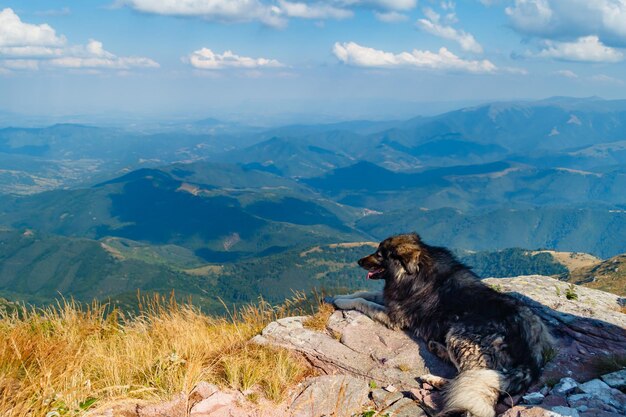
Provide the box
[393,234,422,275]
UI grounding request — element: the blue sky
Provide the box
[1,1,626,122]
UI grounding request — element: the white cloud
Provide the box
[0,10,159,73]
[416,8,483,53]
[536,35,623,63]
[49,40,159,69]
[185,48,283,70]
[505,0,553,33]
[119,0,285,27]
[2,59,40,70]
[505,0,626,46]
[591,73,624,84]
[333,41,497,72]
[277,1,352,19]
[120,0,418,26]
[0,45,63,57]
[0,8,66,47]
[374,10,409,22]
[555,69,578,78]
[332,0,416,11]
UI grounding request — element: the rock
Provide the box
[253,312,454,390]
[371,388,403,409]
[553,378,579,396]
[190,391,249,417]
[252,276,626,416]
[522,392,545,405]
[575,379,626,413]
[289,375,370,417]
[380,397,426,417]
[542,395,569,408]
[188,382,219,407]
[483,276,626,384]
[579,410,624,417]
[567,393,621,414]
[578,380,611,395]
[551,406,580,417]
[502,394,522,407]
[407,387,443,414]
[137,393,186,417]
[600,369,626,390]
[500,405,556,417]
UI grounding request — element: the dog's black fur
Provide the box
[330,233,553,417]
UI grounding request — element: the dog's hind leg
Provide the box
[428,340,450,362]
[332,298,398,329]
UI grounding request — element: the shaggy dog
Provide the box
[327,233,553,417]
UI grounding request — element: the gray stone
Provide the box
[575,379,626,413]
[600,369,626,390]
[553,378,579,396]
[579,380,612,395]
[522,392,545,405]
[380,397,426,417]
[371,388,403,409]
[551,406,580,417]
[289,375,370,417]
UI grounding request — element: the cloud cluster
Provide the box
[536,36,623,63]
[333,41,497,72]
[505,0,626,46]
[416,7,483,53]
[503,0,626,63]
[120,0,418,26]
[0,8,158,72]
[185,48,283,69]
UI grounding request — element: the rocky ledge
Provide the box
[91,276,626,417]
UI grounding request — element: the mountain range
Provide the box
[1,96,626,308]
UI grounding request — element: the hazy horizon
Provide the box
[2,1,626,123]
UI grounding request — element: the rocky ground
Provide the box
[90,276,626,417]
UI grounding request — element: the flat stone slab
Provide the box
[484,276,626,383]
[289,375,370,417]
[253,311,455,390]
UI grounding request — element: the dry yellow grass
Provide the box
[0,293,314,417]
[302,302,335,332]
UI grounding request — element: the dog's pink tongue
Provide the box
[366,271,374,279]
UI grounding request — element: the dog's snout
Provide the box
[357,257,365,267]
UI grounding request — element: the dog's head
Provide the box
[358,233,423,280]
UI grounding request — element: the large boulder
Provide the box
[255,276,626,416]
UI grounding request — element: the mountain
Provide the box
[0,163,365,262]
[3,96,626,307]
[213,137,354,177]
[0,229,227,309]
[378,97,626,153]
[357,206,626,258]
[0,124,264,195]
[303,160,626,211]
[564,254,626,296]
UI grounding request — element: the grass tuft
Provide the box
[0,292,314,416]
[302,302,335,332]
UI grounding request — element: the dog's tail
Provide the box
[440,365,541,417]
[440,368,502,417]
